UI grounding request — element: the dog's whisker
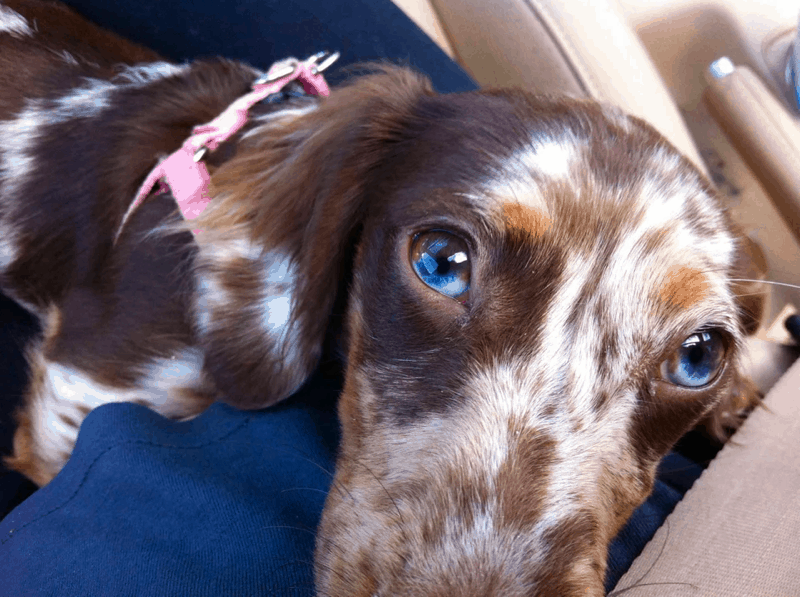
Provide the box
[258,523,318,536]
[348,456,407,532]
[280,487,330,496]
[729,277,800,292]
[609,580,702,597]
[260,443,358,505]
[280,556,350,589]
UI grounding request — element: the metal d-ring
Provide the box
[193,146,208,162]
[255,62,298,85]
[309,51,340,75]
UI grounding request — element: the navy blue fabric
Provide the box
[0,0,707,594]
[0,294,40,518]
[58,0,477,94]
[604,453,704,593]
[1,378,341,596]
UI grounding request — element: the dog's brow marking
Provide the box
[0,5,33,37]
[502,202,551,238]
[519,137,576,181]
[482,136,576,211]
[658,266,709,309]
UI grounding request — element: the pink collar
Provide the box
[117,52,338,240]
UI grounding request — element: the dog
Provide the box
[0,0,766,594]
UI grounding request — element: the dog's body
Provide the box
[0,0,765,594]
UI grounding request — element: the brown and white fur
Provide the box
[0,0,766,594]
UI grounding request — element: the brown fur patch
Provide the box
[658,265,709,310]
[496,424,555,529]
[502,202,551,238]
[3,408,50,486]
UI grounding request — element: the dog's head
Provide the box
[195,67,763,595]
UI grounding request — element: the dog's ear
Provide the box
[193,66,433,408]
[702,231,769,442]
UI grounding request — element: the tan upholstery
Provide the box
[704,61,800,248]
[613,358,800,596]
[424,0,708,173]
[391,0,456,58]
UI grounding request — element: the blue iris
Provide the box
[410,232,470,301]
[663,330,724,388]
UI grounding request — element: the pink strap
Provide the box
[117,54,334,240]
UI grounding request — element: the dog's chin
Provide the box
[314,477,611,597]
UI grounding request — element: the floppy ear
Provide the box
[192,67,434,409]
[702,231,769,442]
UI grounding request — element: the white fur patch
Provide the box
[28,349,205,476]
[0,101,46,207]
[259,252,304,365]
[0,62,186,208]
[263,295,291,331]
[262,254,294,331]
[194,243,301,363]
[0,88,115,228]
[202,237,263,263]
[515,137,576,181]
[243,103,319,140]
[194,272,228,335]
[113,62,188,85]
[457,358,637,535]
[52,78,115,119]
[53,50,79,66]
[43,350,204,411]
[481,135,576,212]
[0,4,33,37]
[0,222,16,269]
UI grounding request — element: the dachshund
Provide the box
[0,0,765,594]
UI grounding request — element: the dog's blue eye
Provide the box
[410,231,470,302]
[661,330,725,388]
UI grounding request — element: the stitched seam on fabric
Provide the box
[518,0,595,98]
[1,416,252,544]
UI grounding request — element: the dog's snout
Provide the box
[316,378,623,596]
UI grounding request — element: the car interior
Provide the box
[0,0,798,594]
